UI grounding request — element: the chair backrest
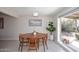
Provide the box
[19,33,24,41]
[19,33,28,42]
[28,37,37,49]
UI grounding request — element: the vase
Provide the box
[50,34,53,40]
[48,33,54,40]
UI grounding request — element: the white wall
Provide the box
[0,14,54,40]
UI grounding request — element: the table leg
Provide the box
[45,40,48,49]
[37,39,39,49]
[42,39,45,52]
[21,43,23,52]
[18,43,20,51]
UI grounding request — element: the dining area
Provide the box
[18,31,48,52]
[0,31,66,52]
[0,7,73,52]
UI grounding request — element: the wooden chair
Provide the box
[37,33,48,52]
[39,33,48,49]
[28,37,38,52]
[18,33,29,52]
[41,34,48,52]
[37,33,48,51]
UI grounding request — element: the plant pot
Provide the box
[50,34,53,40]
[48,33,54,40]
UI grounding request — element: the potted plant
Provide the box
[46,21,55,40]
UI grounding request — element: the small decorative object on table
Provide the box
[33,31,37,36]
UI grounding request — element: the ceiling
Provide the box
[65,11,79,19]
[0,7,61,17]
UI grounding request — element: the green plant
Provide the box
[46,22,55,35]
[61,19,75,32]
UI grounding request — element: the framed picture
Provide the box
[29,19,42,26]
[0,17,4,29]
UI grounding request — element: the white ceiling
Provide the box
[65,11,79,19]
[0,7,60,17]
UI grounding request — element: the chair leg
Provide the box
[42,40,45,52]
[36,47,38,52]
[36,43,38,52]
[37,40,39,49]
[18,43,20,51]
[45,40,48,49]
[21,43,23,52]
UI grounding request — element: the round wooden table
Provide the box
[19,33,48,52]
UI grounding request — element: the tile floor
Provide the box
[0,39,67,52]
